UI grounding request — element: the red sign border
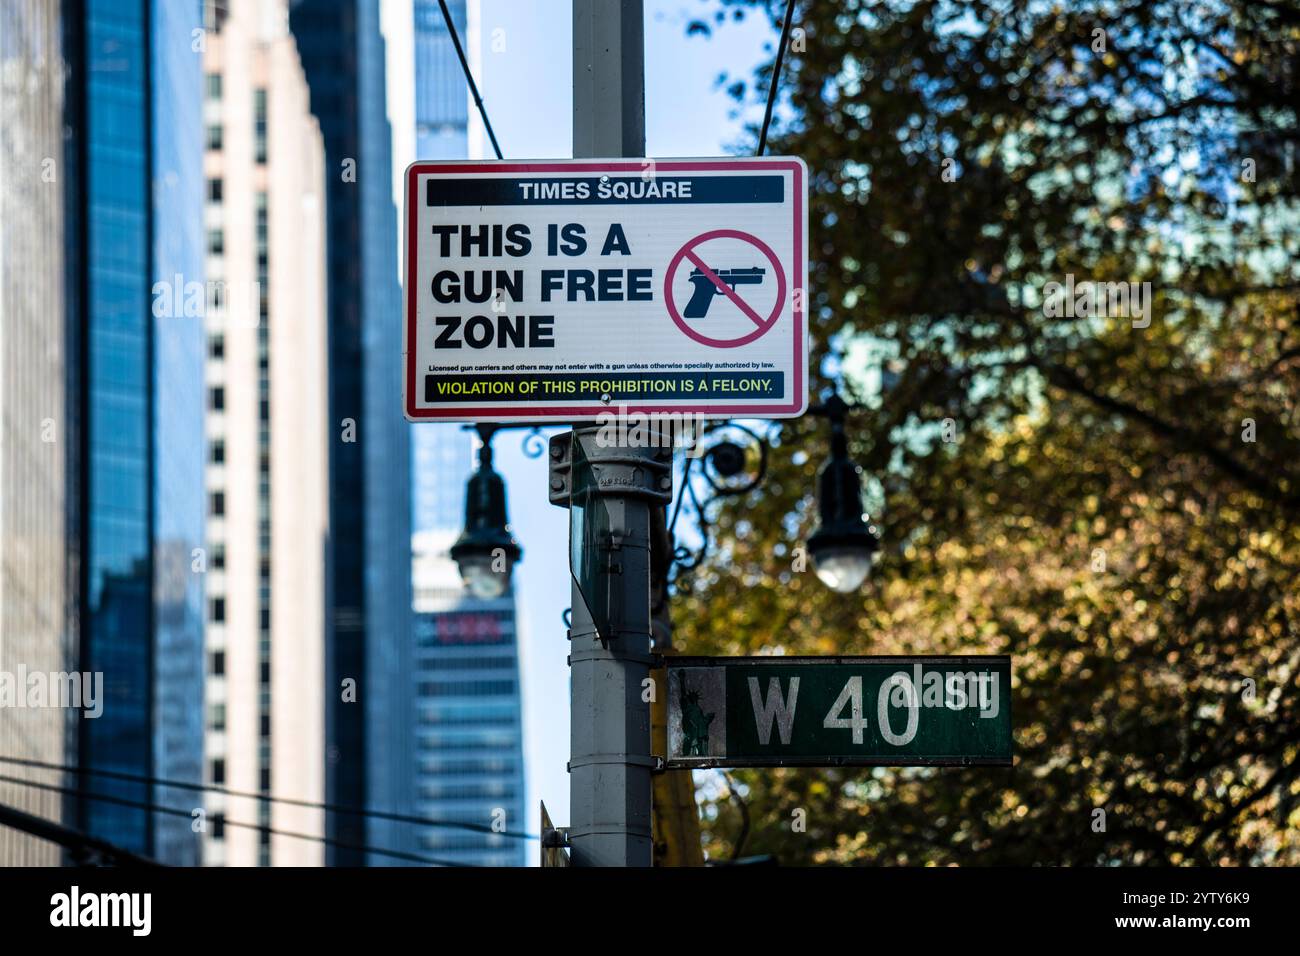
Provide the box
[403,157,806,421]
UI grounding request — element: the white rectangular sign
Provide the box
[402,157,808,422]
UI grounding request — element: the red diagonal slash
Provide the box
[683,250,767,327]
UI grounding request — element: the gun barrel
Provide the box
[688,266,766,280]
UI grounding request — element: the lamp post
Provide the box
[450,424,523,599]
[805,394,879,593]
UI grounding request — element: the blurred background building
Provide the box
[288,0,415,866]
[412,528,526,867]
[0,0,72,866]
[62,0,207,866]
[200,0,328,867]
[1,0,525,868]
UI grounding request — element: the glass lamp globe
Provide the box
[811,544,875,593]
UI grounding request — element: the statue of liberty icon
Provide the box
[677,671,716,757]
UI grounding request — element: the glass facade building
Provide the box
[290,0,414,865]
[63,0,206,864]
[412,531,526,867]
[414,602,526,866]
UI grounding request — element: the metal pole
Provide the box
[573,0,645,158]
[567,0,651,867]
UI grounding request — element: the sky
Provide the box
[471,0,781,841]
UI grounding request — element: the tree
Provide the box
[676,0,1300,864]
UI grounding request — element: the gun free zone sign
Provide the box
[402,157,808,422]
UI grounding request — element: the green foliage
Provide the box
[679,0,1300,865]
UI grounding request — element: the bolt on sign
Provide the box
[402,157,808,422]
[665,656,1013,768]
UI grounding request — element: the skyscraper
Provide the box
[412,529,526,866]
[0,0,71,866]
[407,0,526,867]
[59,0,208,866]
[289,0,414,865]
[199,0,328,867]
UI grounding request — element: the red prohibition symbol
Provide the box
[663,229,787,349]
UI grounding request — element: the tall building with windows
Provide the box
[289,0,415,865]
[412,529,526,867]
[200,0,328,867]
[61,0,207,865]
[0,0,72,866]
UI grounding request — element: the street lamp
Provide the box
[450,425,522,599]
[806,395,879,593]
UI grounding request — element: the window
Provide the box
[260,661,271,683]
[204,0,229,33]
[260,714,270,737]
[253,89,267,163]
[259,768,271,792]
[209,333,224,359]
[207,228,224,256]
[211,702,226,732]
[211,759,225,785]
[210,597,225,623]
[211,650,225,676]
[212,813,225,840]
[206,123,222,151]
[209,386,224,411]
[206,178,223,203]
[206,73,221,100]
[212,544,225,570]
[211,439,224,464]
[210,491,225,517]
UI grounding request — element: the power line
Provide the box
[0,755,538,841]
[0,800,161,867]
[439,0,503,159]
[0,772,470,867]
[757,0,798,156]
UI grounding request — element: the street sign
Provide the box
[665,656,1012,768]
[402,157,808,422]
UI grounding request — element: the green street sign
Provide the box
[665,656,1012,768]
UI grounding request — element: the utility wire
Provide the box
[0,755,538,841]
[439,0,504,159]
[0,772,470,868]
[0,799,162,867]
[757,0,798,156]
